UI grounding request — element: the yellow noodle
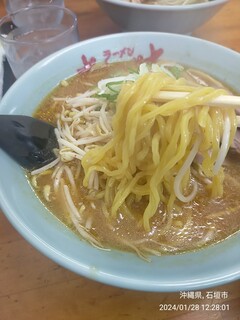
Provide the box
[82,71,237,231]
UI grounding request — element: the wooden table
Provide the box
[0,1,240,319]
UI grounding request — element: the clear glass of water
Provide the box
[5,0,65,14]
[0,5,79,78]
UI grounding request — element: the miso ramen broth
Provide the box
[31,61,240,258]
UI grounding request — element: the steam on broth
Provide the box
[31,60,240,259]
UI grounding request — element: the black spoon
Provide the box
[0,115,58,171]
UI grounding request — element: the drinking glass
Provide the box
[0,5,79,78]
[5,0,65,14]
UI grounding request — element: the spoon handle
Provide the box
[0,115,58,170]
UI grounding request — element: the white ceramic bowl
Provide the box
[0,32,240,292]
[96,0,228,34]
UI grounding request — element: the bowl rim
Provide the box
[0,31,240,292]
[97,0,229,11]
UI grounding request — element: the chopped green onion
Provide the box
[94,93,118,102]
[168,66,184,79]
[106,81,124,93]
[128,67,139,74]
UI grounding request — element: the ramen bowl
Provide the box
[96,0,228,34]
[0,32,239,292]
